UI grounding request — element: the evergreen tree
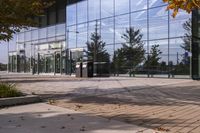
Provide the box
[114,27,145,73]
[174,19,191,75]
[181,19,191,65]
[113,48,126,74]
[86,21,110,76]
[145,44,162,69]
[181,19,191,52]
[160,61,167,71]
[86,22,110,63]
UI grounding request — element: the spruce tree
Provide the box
[114,27,145,74]
[86,21,110,63]
[86,21,110,76]
[181,19,191,65]
[146,44,162,68]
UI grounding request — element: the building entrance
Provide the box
[69,48,85,75]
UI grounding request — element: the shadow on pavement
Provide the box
[0,109,146,133]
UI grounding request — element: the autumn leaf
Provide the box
[163,0,200,17]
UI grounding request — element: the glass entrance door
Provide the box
[46,55,54,73]
[39,54,45,73]
[38,53,62,74]
[55,52,61,74]
[69,48,84,75]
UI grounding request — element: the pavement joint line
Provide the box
[145,104,197,122]
[102,102,180,117]
[105,107,157,116]
[116,79,192,96]
[116,78,193,88]
[118,105,192,125]
[120,105,180,119]
[170,111,200,132]
[131,105,192,125]
[188,124,200,133]
[143,105,200,131]
[55,100,196,131]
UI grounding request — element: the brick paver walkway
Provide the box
[1,74,200,133]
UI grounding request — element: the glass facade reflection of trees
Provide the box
[67,0,191,78]
[8,0,192,78]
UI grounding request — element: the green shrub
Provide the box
[0,83,23,98]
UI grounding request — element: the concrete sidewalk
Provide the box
[0,103,157,133]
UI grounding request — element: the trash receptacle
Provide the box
[82,62,93,78]
[76,62,82,78]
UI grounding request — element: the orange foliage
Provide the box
[163,0,200,17]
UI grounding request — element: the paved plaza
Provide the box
[0,103,153,133]
[1,73,200,132]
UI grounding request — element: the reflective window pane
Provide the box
[39,28,47,39]
[101,0,114,18]
[32,29,38,41]
[67,4,76,26]
[148,40,169,76]
[67,26,77,48]
[149,7,168,40]
[115,0,129,15]
[77,0,87,23]
[149,0,167,8]
[170,38,190,64]
[18,33,24,43]
[48,26,56,38]
[170,10,191,38]
[56,24,66,41]
[105,44,114,61]
[101,17,114,44]
[56,23,65,36]
[131,11,147,40]
[25,31,31,42]
[131,0,147,11]
[169,38,190,75]
[88,21,100,40]
[88,0,100,21]
[115,14,130,43]
[77,23,87,48]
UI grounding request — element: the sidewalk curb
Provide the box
[0,95,41,107]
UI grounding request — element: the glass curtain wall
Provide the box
[11,23,66,74]
[192,10,200,79]
[8,52,18,72]
[9,0,67,74]
[66,0,191,78]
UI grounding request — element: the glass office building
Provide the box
[8,0,200,79]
